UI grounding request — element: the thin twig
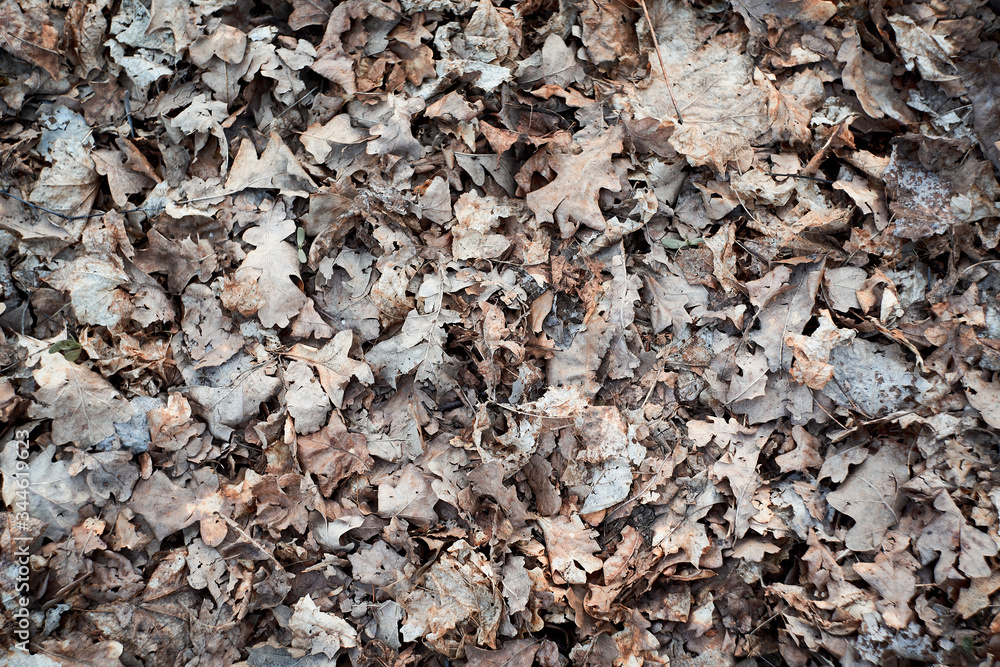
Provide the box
[0,186,165,221]
[767,172,836,184]
[637,0,683,124]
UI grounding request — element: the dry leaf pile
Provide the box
[2,0,1000,665]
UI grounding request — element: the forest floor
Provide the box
[2,0,1000,665]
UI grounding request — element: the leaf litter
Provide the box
[1,0,1000,665]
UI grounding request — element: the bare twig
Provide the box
[637,0,683,124]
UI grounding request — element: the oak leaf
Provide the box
[297,412,372,495]
[378,464,439,528]
[916,490,998,581]
[289,595,359,658]
[826,443,909,552]
[128,469,234,546]
[366,308,460,390]
[135,230,218,294]
[24,337,134,448]
[225,132,317,198]
[537,515,603,585]
[517,125,623,237]
[284,360,330,434]
[92,148,156,207]
[784,311,855,390]
[838,25,916,123]
[286,330,374,408]
[399,540,503,658]
[230,199,309,329]
[1,442,92,540]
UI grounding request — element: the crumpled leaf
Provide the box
[632,2,772,172]
[134,230,217,294]
[283,360,330,434]
[838,25,916,123]
[450,191,513,260]
[297,412,372,495]
[180,283,244,368]
[186,352,282,440]
[784,311,855,390]
[289,595,359,658]
[399,539,503,658]
[697,418,774,539]
[366,307,461,390]
[378,464,438,528]
[748,263,822,372]
[286,331,375,408]
[537,515,603,585]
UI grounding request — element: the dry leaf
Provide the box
[537,515,603,585]
[916,490,998,581]
[297,412,372,495]
[24,337,134,447]
[284,332,374,411]
[229,199,309,329]
[518,125,623,237]
[225,132,317,198]
[826,443,909,552]
[1,443,92,540]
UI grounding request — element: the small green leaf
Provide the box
[48,339,82,361]
[298,248,307,264]
[297,227,305,246]
[48,339,81,354]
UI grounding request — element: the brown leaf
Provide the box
[451,191,513,260]
[916,490,998,581]
[853,533,920,629]
[748,263,823,372]
[784,311,855,390]
[135,230,218,294]
[297,412,372,496]
[287,330,375,408]
[838,26,916,123]
[92,148,156,207]
[23,337,134,448]
[1,442,92,540]
[284,360,330,434]
[826,443,909,552]
[701,418,774,539]
[537,515,603,585]
[378,464,439,528]
[225,132,317,198]
[1,0,62,78]
[230,199,309,329]
[180,283,244,368]
[129,469,234,546]
[963,370,1000,429]
[399,540,503,658]
[464,640,541,667]
[518,125,624,237]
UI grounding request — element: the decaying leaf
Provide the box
[4,0,1000,661]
